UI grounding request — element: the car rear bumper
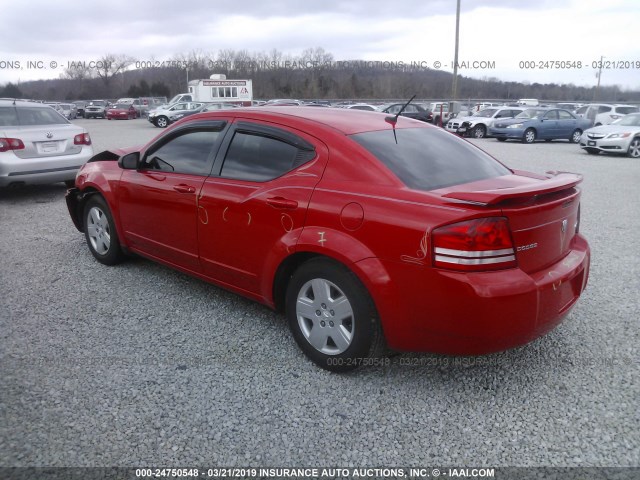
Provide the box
[0,147,93,186]
[365,234,590,354]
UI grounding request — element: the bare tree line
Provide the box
[2,48,638,103]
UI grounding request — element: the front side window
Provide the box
[516,109,546,119]
[351,127,510,191]
[144,130,220,176]
[544,110,559,120]
[221,131,314,182]
[476,109,498,118]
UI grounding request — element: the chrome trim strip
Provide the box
[434,247,514,258]
[435,255,516,265]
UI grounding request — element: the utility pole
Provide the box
[593,55,603,101]
[451,0,461,101]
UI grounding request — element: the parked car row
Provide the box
[444,105,640,158]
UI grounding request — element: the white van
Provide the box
[518,98,539,106]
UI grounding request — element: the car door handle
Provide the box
[266,196,298,209]
[173,184,196,194]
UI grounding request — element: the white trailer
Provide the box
[187,74,253,106]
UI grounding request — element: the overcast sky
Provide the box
[1,0,638,90]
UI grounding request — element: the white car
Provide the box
[147,102,205,128]
[579,112,640,158]
[343,104,378,111]
[0,100,93,187]
[446,107,525,138]
[576,104,639,126]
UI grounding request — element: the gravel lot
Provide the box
[1,117,638,469]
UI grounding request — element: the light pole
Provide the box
[451,0,461,101]
[593,55,603,101]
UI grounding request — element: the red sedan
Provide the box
[66,107,590,371]
[106,103,137,120]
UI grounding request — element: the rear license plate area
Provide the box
[38,141,60,153]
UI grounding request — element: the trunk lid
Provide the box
[3,124,87,159]
[437,171,582,274]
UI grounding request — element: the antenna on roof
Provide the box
[385,94,416,126]
[385,94,416,144]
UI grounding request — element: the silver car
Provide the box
[579,113,640,158]
[147,102,204,128]
[0,100,93,187]
[84,100,108,119]
[446,107,525,138]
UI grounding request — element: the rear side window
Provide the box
[0,107,19,126]
[221,132,315,182]
[616,106,639,115]
[351,128,510,191]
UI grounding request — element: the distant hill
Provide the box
[3,49,638,103]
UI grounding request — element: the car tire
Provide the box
[155,116,169,128]
[570,129,582,144]
[497,138,507,142]
[523,128,536,144]
[471,125,486,138]
[286,257,385,372]
[628,138,640,158]
[83,196,125,266]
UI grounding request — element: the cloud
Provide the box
[0,0,637,89]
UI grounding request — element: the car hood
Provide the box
[86,146,140,163]
[584,124,640,135]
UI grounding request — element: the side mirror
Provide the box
[119,152,140,170]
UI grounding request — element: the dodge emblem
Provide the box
[46,132,53,139]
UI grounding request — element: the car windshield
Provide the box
[475,109,498,118]
[89,101,106,106]
[516,109,547,119]
[351,127,510,191]
[612,113,640,126]
[113,104,130,109]
[0,106,69,126]
[616,106,639,115]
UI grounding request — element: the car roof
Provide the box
[0,100,61,108]
[184,106,427,135]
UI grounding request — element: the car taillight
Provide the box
[432,217,517,271]
[74,133,91,145]
[0,138,25,152]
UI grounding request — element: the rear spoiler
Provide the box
[442,171,582,206]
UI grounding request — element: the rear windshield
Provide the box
[351,128,510,191]
[0,106,68,126]
[616,106,639,115]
